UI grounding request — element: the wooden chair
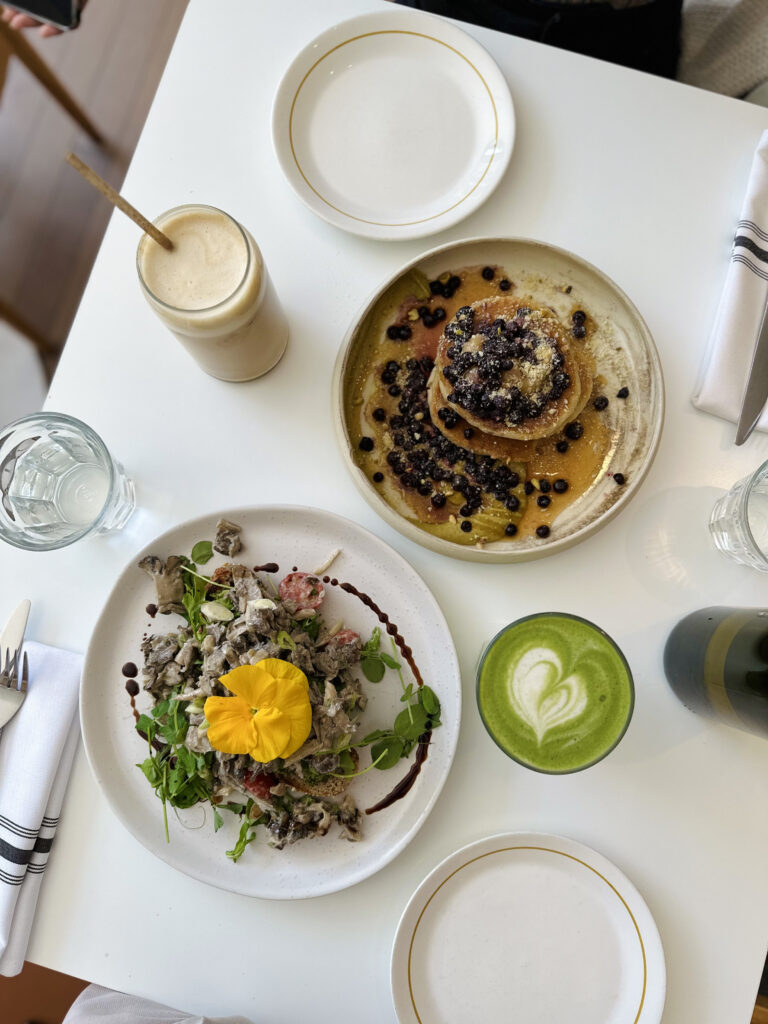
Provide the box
[0,18,103,370]
[0,16,102,142]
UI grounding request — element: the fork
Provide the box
[0,647,28,729]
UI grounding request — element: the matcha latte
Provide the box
[477,614,634,773]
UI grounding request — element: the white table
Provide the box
[4,1,768,1020]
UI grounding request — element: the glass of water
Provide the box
[0,413,135,551]
[709,460,768,572]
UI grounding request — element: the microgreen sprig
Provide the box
[360,627,401,683]
[353,631,442,771]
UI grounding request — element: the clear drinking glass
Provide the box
[0,413,135,551]
[709,460,768,571]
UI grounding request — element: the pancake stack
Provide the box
[429,296,594,455]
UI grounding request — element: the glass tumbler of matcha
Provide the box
[476,613,635,774]
[136,204,289,382]
[663,607,768,737]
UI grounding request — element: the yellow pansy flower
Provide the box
[204,658,312,763]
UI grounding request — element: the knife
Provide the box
[0,599,30,667]
[736,293,768,445]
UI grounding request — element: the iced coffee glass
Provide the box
[136,205,288,382]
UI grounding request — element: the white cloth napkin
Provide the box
[63,985,254,1024]
[692,129,768,431]
[0,640,81,977]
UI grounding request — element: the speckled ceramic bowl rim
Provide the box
[331,236,665,563]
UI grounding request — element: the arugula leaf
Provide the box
[191,540,214,564]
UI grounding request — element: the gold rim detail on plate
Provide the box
[288,30,499,228]
[406,845,648,1024]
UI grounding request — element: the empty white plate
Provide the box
[391,832,666,1023]
[272,9,515,240]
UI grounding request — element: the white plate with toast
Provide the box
[80,506,461,899]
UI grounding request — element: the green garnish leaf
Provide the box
[419,685,441,717]
[135,713,156,740]
[394,704,427,740]
[362,627,381,655]
[361,657,385,683]
[381,652,400,670]
[370,737,404,770]
[213,807,224,833]
[137,756,161,786]
[337,749,355,774]
[191,540,213,564]
[299,616,321,640]
[359,728,388,745]
[226,799,261,862]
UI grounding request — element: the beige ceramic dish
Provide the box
[332,237,664,564]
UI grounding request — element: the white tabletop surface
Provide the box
[3,0,768,1020]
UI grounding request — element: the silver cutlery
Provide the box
[0,649,29,729]
[0,599,31,729]
[736,291,768,445]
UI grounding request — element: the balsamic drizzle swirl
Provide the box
[322,576,430,813]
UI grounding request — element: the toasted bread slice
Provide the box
[281,749,359,799]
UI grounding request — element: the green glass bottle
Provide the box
[663,607,768,737]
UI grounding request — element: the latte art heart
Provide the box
[506,646,588,745]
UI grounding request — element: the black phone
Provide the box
[3,0,82,30]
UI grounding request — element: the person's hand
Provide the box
[0,3,84,36]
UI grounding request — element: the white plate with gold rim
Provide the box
[271,9,514,240]
[391,832,665,1023]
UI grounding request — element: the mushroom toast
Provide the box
[127,520,442,862]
